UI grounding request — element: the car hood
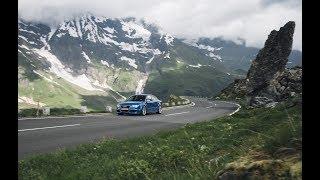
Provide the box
[119,101,145,106]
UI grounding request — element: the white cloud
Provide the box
[18,0,302,50]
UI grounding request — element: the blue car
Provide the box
[116,94,162,116]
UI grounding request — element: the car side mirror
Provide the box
[146,98,152,102]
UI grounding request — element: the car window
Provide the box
[127,95,146,101]
[146,95,152,101]
[151,95,158,101]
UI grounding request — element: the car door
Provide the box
[146,95,154,112]
[151,95,160,112]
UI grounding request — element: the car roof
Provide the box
[132,94,151,96]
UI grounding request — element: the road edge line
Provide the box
[163,101,195,110]
[18,113,111,121]
[226,102,241,116]
[208,100,241,116]
[18,123,81,132]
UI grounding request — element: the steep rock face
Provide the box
[218,21,301,107]
[246,21,295,95]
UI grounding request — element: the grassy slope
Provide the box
[18,69,118,111]
[145,65,234,101]
[19,99,301,179]
[144,41,234,101]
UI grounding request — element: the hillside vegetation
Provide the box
[145,65,234,101]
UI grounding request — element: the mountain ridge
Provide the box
[18,14,302,109]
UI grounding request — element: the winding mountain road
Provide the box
[18,97,240,160]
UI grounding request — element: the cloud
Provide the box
[18,0,302,50]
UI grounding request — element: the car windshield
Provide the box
[126,95,146,101]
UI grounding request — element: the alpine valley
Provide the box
[18,14,302,111]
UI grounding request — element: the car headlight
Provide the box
[131,104,140,108]
[117,104,121,109]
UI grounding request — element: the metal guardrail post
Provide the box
[80,106,88,113]
[105,106,112,113]
[42,107,50,116]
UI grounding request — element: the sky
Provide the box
[18,0,302,50]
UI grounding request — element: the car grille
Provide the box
[120,105,130,112]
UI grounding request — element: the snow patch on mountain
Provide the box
[164,34,174,45]
[75,19,83,38]
[18,96,46,107]
[120,56,138,69]
[81,51,91,63]
[34,48,103,92]
[207,53,222,61]
[153,49,162,55]
[104,27,116,34]
[189,63,202,68]
[60,21,79,38]
[164,53,170,59]
[186,43,223,62]
[19,44,30,50]
[119,42,140,52]
[18,35,29,42]
[56,32,65,38]
[199,44,214,51]
[100,60,110,67]
[19,29,38,35]
[91,80,126,100]
[146,56,154,64]
[121,20,151,42]
[33,70,63,87]
[135,74,148,94]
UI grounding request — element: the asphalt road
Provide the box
[18,97,240,160]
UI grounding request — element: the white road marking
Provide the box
[18,124,81,132]
[18,114,110,121]
[163,101,195,110]
[205,106,214,108]
[208,100,241,116]
[229,103,241,116]
[165,111,190,116]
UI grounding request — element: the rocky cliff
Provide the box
[219,21,302,107]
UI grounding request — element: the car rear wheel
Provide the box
[157,105,162,114]
[141,106,147,116]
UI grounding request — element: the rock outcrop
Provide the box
[219,21,301,107]
[217,139,302,180]
[246,21,295,95]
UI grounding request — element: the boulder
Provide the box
[105,106,112,113]
[42,107,50,116]
[80,106,88,113]
[265,102,278,108]
[246,21,295,95]
[217,21,301,105]
[274,147,297,158]
[249,96,274,107]
[218,159,290,180]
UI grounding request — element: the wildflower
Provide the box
[199,145,207,151]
